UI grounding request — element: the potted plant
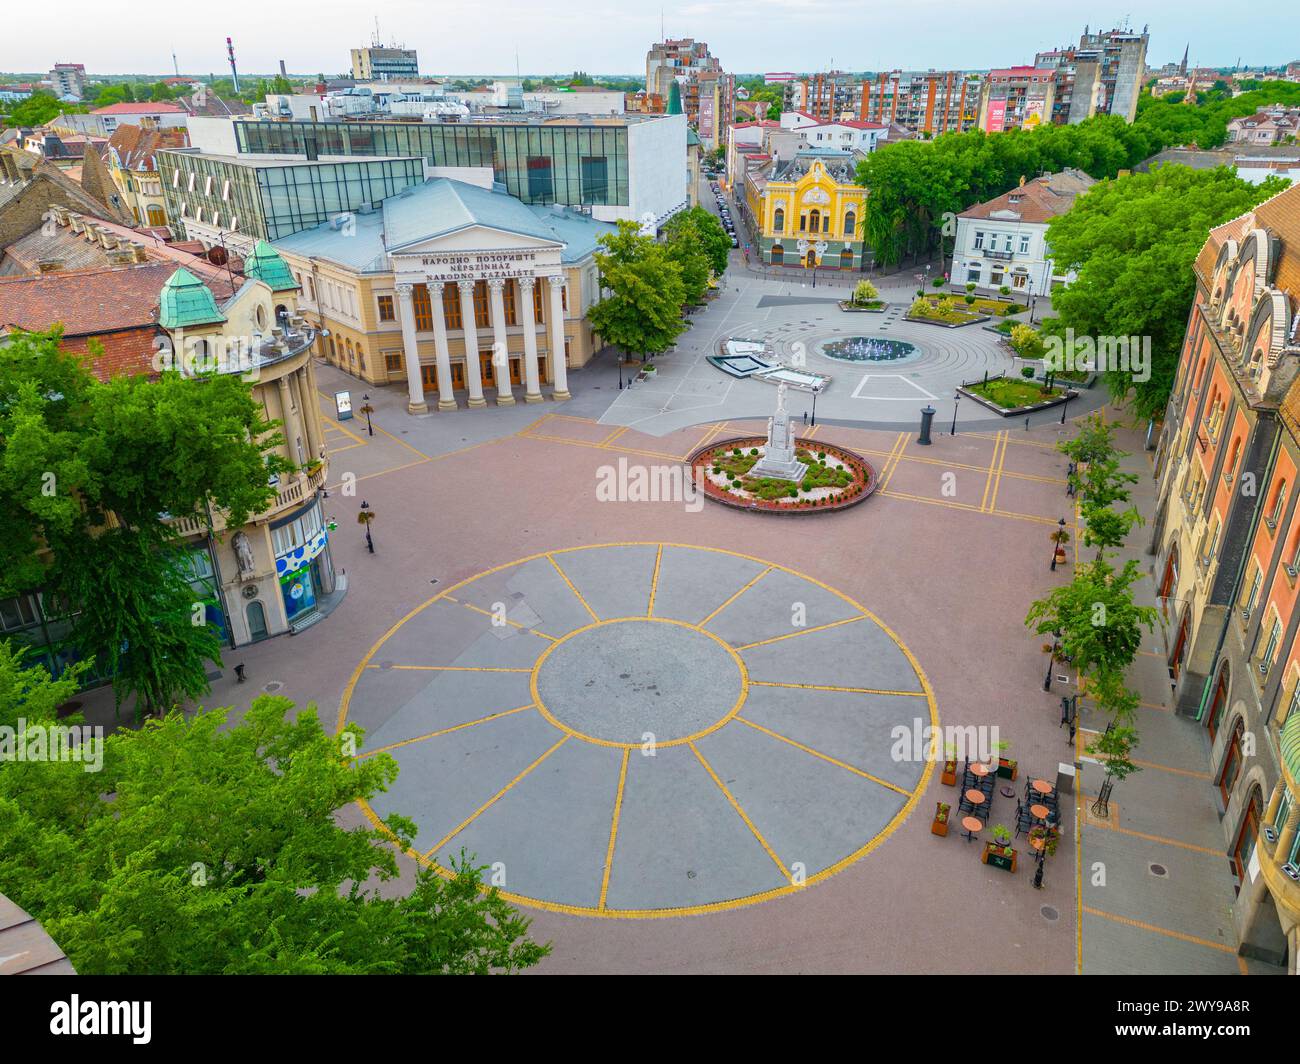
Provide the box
[940,742,958,786]
[993,739,1017,780]
[983,825,1017,872]
[1028,823,1060,857]
[931,801,951,836]
[1050,526,1071,567]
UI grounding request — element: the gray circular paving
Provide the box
[534,618,744,746]
[343,543,937,917]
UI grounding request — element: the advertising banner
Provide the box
[986,97,1007,132]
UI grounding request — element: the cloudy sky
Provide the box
[5,1,1294,77]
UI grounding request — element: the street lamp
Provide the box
[358,500,376,554]
[360,394,374,437]
[811,386,819,427]
[1043,628,1062,692]
[950,395,960,436]
[1050,517,1067,571]
[1026,275,1036,325]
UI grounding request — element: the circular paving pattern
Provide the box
[341,543,937,918]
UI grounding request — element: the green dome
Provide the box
[243,240,299,293]
[158,267,225,329]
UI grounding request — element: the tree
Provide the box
[2,90,79,126]
[0,688,550,974]
[587,221,687,363]
[1042,166,1287,417]
[0,330,291,716]
[666,206,729,277]
[1025,558,1157,678]
[852,279,879,306]
[1009,323,1045,362]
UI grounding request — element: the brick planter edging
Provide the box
[685,435,878,515]
[957,383,1078,418]
[837,301,888,313]
[904,314,992,329]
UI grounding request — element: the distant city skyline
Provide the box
[4,2,1296,79]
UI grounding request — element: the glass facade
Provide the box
[158,152,425,242]
[233,120,631,208]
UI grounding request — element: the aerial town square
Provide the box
[1,0,1299,1012]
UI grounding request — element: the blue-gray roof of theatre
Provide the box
[273,178,616,271]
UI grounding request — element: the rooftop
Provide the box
[91,101,187,115]
[959,169,1096,224]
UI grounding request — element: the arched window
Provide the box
[808,209,821,233]
[770,244,784,265]
[1208,661,1230,738]
[146,204,166,226]
[844,209,856,236]
[839,248,854,269]
[773,206,785,233]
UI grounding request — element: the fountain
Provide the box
[818,336,918,364]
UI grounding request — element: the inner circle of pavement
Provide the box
[534,618,744,746]
[344,544,936,917]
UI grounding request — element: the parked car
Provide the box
[730,235,739,247]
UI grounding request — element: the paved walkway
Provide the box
[1062,407,1281,974]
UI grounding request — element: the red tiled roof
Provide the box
[988,67,1057,79]
[0,262,175,335]
[91,101,186,115]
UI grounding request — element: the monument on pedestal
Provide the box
[749,383,808,482]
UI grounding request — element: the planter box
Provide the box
[941,760,958,786]
[904,314,991,329]
[997,757,1018,781]
[982,843,1017,872]
[932,801,951,836]
[931,817,949,836]
[838,300,888,313]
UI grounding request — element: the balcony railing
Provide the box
[981,248,1014,260]
[169,462,328,538]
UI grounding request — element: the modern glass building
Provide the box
[231,120,631,209]
[157,150,426,243]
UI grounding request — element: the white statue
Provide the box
[232,531,256,579]
[750,381,807,482]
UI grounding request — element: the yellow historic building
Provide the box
[741,150,867,270]
[273,178,615,410]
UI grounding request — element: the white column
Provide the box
[292,369,318,460]
[458,280,486,408]
[487,278,514,406]
[519,277,542,403]
[546,274,569,401]
[277,375,302,465]
[303,357,325,458]
[395,282,427,415]
[428,281,457,411]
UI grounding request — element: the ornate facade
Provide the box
[742,151,866,271]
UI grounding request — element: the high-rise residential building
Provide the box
[645,38,727,147]
[978,67,1057,132]
[49,62,86,100]
[1032,24,1150,124]
[350,45,419,82]
[857,70,983,135]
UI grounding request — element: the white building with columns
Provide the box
[275,177,616,411]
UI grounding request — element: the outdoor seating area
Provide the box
[936,757,1067,883]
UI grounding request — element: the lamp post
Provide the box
[1050,516,1067,571]
[1027,274,1036,325]
[1043,628,1061,692]
[358,500,376,554]
[360,394,374,437]
[950,395,960,436]
[811,385,818,427]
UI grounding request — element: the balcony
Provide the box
[169,461,329,538]
[981,248,1014,261]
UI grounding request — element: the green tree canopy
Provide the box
[1041,166,1287,418]
[666,205,730,277]
[0,329,291,715]
[0,676,550,974]
[587,221,687,361]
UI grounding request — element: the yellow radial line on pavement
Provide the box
[698,565,774,627]
[357,705,536,758]
[646,544,664,617]
[734,614,868,651]
[735,716,910,795]
[598,425,629,447]
[369,664,533,673]
[371,418,432,461]
[423,734,570,860]
[981,431,1008,513]
[1083,907,1238,955]
[341,542,940,918]
[879,432,907,493]
[546,553,600,622]
[445,595,557,641]
[598,748,631,911]
[688,741,789,879]
[969,431,1060,451]
[521,430,688,463]
[317,408,368,446]
[857,448,1067,486]
[516,412,554,436]
[751,679,926,696]
[324,440,366,455]
[1077,730,1210,779]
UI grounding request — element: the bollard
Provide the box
[918,405,935,446]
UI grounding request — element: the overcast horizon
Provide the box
[4,1,1296,78]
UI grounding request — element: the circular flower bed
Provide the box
[687,436,876,514]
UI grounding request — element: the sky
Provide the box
[4,1,1295,77]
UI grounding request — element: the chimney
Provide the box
[37,259,63,273]
[133,245,150,263]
